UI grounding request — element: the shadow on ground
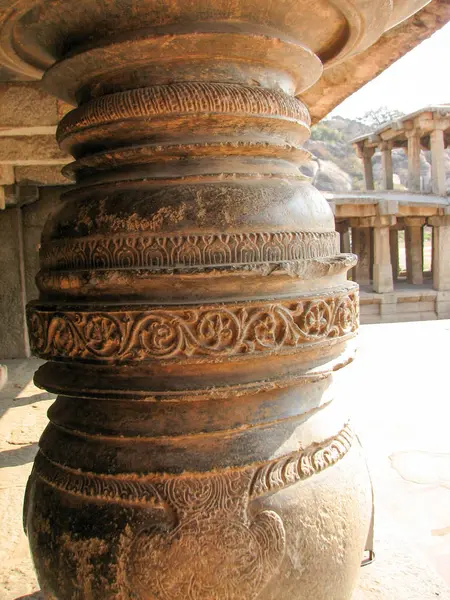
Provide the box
[0,443,38,468]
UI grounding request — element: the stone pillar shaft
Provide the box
[381,142,394,190]
[362,148,375,191]
[372,217,395,293]
[430,217,450,291]
[337,221,351,254]
[389,229,399,281]
[405,218,425,285]
[430,129,447,196]
[407,131,421,192]
[352,226,371,285]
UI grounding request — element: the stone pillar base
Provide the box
[373,265,394,294]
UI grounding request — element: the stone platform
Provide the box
[360,281,450,323]
[0,320,449,599]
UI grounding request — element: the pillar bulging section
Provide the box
[372,216,395,293]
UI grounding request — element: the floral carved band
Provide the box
[27,289,358,363]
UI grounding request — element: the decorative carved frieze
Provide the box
[33,424,353,504]
[28,291,358,362]
[40,230,340,271]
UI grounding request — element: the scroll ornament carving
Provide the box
[27,292,358,362]
[39,231,340,271]
[33,425,353,599]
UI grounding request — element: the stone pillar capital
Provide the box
[429,215,450,227]
[379,140,393,151]
[404,217,426,227]
[405,129,422,139]
[354,143,375,159]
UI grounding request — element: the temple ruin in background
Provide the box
[327,105,450,323]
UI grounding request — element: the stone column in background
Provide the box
[380,141,394,190]
[430,128,447,196]
[336,220,351,253]
[429,216,450,319]
[406,130,422,192]
[351,221,371,286]
[430,216,450,291]
[389,228,399,281]
[372,216,396,293]
[405,217,425,285]
[356,145,376,191]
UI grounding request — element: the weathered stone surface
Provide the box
[0,83,58,128]
[14,165,68,186]
[0,208,28,359]
[0,135,66,164]
[22,187,62,303]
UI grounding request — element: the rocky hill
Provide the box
[304,116,450,193]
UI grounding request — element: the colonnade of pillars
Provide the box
[337,216,450,293]
[359,126,447,195]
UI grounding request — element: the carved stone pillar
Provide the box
[405,217,425,285]
[0,1,430,598]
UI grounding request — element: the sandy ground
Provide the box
[0,320,449,599]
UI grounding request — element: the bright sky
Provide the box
[330,21,450,120]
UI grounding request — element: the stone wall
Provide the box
[0,187,61,358]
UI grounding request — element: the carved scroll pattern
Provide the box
[40,230,340,271]
[27,291,358,362]
[33,425,353,599]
